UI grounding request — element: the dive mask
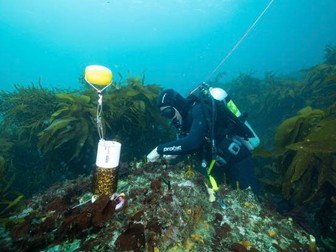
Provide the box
[160,106,176,119]
[170,117,182,129]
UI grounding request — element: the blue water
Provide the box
[1,0,336,95]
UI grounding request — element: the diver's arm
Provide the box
[157,105,207,155]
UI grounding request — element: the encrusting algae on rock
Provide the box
[0,160,320,251]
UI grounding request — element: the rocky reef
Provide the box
[1,161,317,251]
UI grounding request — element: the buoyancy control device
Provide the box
[188,83,260,153]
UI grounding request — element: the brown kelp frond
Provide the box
[323,44,336,65]
[0,137,14,157]
[273,103,336,206]
[300,63,336,107]
[0,155,25,224]
[32,74,171,162]
[0,84,57,140]
[286,118,336,153]
[102,78,172,158]
[38,92,96,160]
[274,106,325,155]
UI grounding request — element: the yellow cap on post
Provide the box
[85,65,113,86]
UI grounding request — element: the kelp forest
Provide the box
[0,45,335,250]
[217,45,336,248]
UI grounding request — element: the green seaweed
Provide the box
[323,44,336,65]
[36,78,170,161]
[286,118,336,153]
[0,84,57,140]
[38,93,96,160]
[274,106,325,155]
[102,75,173,159]
[0,75,175,196]
[0,150,25,223]
[273,104,336,205]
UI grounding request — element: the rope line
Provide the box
[206,0,274,81]
[97,93,104,139]
[87,82,113,139]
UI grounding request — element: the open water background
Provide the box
[1,0,336,94]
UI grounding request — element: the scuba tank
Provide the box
[209,87,260,151]
[189,83,260,151]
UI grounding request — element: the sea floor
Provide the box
[1,161,316,251]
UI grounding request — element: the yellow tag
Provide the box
[209,175,219,191]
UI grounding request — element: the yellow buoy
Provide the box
[84,65,112,86]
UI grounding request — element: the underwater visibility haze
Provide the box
[1,0,336,251]
[0,0,336,93]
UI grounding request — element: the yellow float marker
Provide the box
[85,65,113,87]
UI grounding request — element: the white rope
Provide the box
[96,93,104,139]
[87,82,113,139]
[87,82,112,93]
[206,0,274,81]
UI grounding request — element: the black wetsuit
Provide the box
[157,102,261,193]
[157,103,207,155]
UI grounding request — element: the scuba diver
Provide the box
[147,84,262,195]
